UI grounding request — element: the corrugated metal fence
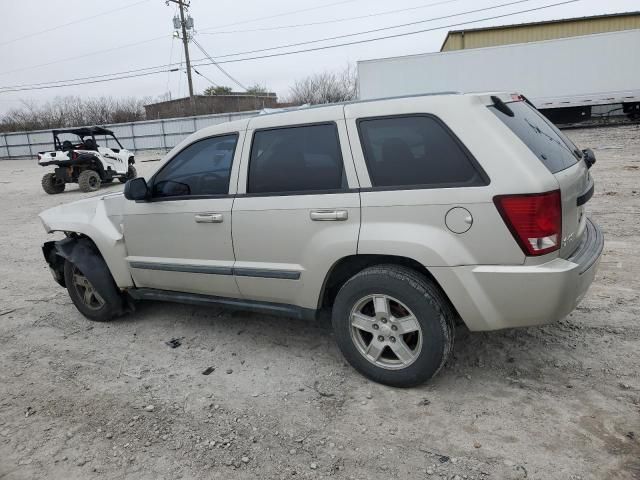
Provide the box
[0,110,258,160]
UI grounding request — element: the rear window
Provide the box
[357,115,486,188]
[489,101,580,173]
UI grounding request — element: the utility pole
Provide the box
[167,0,195,115]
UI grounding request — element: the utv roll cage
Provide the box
[53,126,124,152]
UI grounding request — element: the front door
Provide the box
[231,108,361,310]
[123,132,243,297]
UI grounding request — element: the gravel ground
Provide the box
[0,125,639,480]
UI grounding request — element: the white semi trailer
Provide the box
[358,29,640,123]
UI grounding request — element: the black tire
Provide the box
[332,265,455,387]
[78,170,101,192]
[118,165,137,183]
[63,259,120,322]
[41,173,65,194]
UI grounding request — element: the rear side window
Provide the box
[152,134,237,198]
[357,115,486,188]
[489,101,580,173]
[248,123,346,194]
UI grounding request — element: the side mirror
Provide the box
[124,177,149,201]
[582,148,596,169]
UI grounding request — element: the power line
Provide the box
[0,35,168,76]
[198,0,537,61]
[191,38,247,91]
[193,0,580,65]
[201,0,359,30]
[199,0,467,35]
[0,0,580,93]
[0,64,173,90]
[0,0,361,79]
[0,0,153,47]
[0,68,178,94]
[166,36,177,94]
[192,67,219,88]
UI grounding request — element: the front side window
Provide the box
[152,134,237,198]
[358,115,486,188]
[247,123,346,194]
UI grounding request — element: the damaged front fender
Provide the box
[39,193,134,288]
[42,237,128,315]
[42,237,76,286]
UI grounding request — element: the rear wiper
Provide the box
[491,96,514,117]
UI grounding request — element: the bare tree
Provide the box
[0,96,148,132]
[287,65,357,105]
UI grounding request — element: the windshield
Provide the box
[489,101,581,173]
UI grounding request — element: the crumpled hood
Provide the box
[39,192,125,238]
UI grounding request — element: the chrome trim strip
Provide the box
[129,262,233,276]
[129,262,301,280]
[233,268,301,280]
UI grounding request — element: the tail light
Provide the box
[494,190,562,256]
[37,154,42,160]
[71,151,79,160]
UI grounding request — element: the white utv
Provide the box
[38,126,137,194]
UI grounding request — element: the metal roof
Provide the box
[440,10,640,51]
[52,126,115,136]
[446,10,640,35]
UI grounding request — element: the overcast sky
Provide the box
[0,0,637,113]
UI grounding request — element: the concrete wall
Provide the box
[145,94,279,119]
[441,12,640,51]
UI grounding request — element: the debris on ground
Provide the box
[165,338,182,349]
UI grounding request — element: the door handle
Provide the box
[194,213,223,223]
[310,209,348,221]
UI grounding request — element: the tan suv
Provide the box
[39,93,603,387]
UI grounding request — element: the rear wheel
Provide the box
[118,165,137,183]
[78,170,101,192]
[332,265,455,387]
[41,173,65,194]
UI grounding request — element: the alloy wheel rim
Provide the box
[72,266,105,310]
[349,294,423,370]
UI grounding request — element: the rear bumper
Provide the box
[432,218,604,331]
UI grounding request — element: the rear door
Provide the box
[489,100,592,257]
[231,107,360,310]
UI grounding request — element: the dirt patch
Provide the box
[1,126,639,479]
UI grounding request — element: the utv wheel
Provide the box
[64,260,120,322]
[332,265,455,387]
[118,165,137,183]
[78,170,101,192]
[41,173,65,194]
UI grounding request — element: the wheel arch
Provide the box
[318,254,456,314]
[77,154,107,179]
